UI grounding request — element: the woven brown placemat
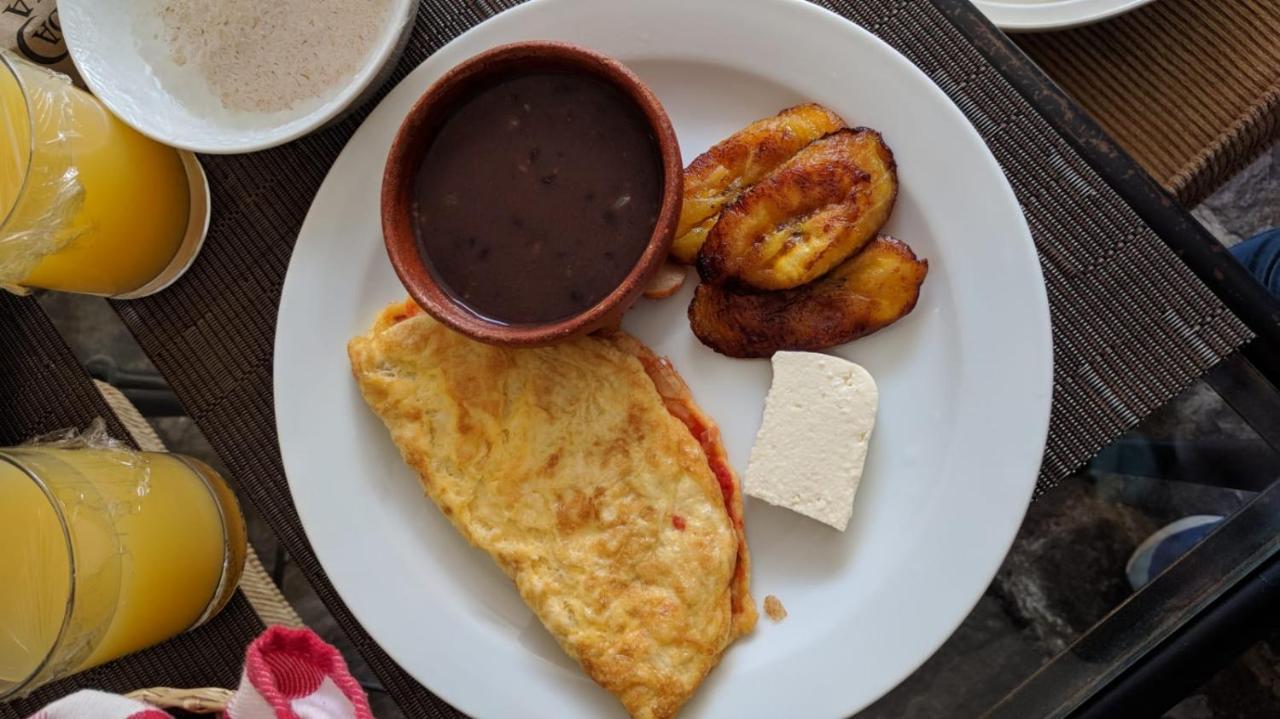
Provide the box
[1016,0,1280,206]
[106,0,1251,714]
[0,293,264,718]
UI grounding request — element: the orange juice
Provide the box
[0,449,246,697]
[0,461,69,685]
[0,52,201,297]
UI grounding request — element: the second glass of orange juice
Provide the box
[0,51,208,297]
[0,447,247,698]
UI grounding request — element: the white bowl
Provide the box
[972,0,1157,31]
[59,0,419,154]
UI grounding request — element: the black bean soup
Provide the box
[413,72,663,325]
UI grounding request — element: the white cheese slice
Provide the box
[745,351,878,531]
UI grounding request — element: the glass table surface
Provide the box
[862,350,1280,718]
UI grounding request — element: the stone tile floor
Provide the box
[35,141,1280,717]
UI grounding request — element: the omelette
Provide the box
[349,300,756,718]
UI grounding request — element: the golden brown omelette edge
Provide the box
[602,330,757,637]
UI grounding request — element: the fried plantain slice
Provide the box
[689,235,927,358]
[673,103,847,264]
[698,128,898,291]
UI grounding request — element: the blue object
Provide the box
[1117,232,1272,592]
[1127,515,1223,590]
[1230,228,1280,297]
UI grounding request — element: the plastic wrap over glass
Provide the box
[0,49,203,298]
[0,419,247,699]
[0,52,85,294]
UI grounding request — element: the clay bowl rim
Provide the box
[381,41,683,346]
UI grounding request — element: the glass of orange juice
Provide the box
[0,447,247,698]
[0,51,209,298]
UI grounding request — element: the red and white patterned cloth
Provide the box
[29,627,373,719]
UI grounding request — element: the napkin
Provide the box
[28,627,373,719]
[0,0,82,83]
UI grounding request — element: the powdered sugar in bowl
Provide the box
[58,0,419,154]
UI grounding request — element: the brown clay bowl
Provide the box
[381,41,683,346]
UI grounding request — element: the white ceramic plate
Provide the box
[274,0,1053,716]
[973,0,1157,31]
[58,0,417,153]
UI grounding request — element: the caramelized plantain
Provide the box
[689,235,927,358]
[673,103,847,263]
[698,128,898,290]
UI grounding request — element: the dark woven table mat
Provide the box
[1016,0,1280,206]
[0,293,264,717]
[105,0,1251,714]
